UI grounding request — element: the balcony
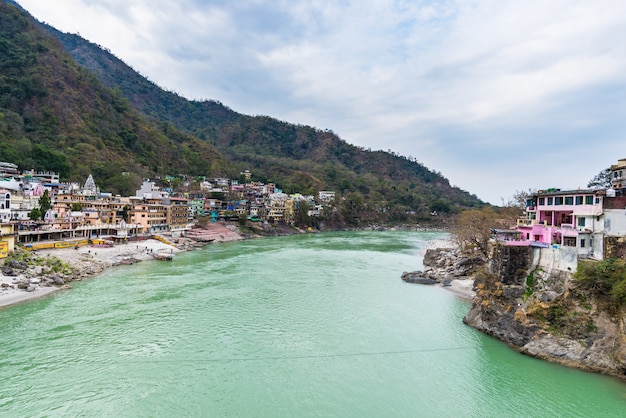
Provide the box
[517,218,534,227]
[517,218,547,227]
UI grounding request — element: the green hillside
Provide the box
[0,1,230,195]
[1,0,483,224]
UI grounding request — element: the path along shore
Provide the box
[0,223,243,309]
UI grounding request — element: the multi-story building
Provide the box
[0,189,11,223]
[0,223,15,257]
[514,189,604,258]
[165,197,190,234]
[0,162,20,179]
[130,197,169,234]
[318,191,336,203]
[610,158,626,189]
[506,162,626,260]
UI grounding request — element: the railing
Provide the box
[517,219,549,227]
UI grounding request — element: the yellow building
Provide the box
[0,223,16,257]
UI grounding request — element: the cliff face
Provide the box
[464,244,626,380]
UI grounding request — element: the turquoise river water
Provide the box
[2,230,626,417]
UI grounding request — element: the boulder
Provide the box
[7,260,28,270]
[1,267,17,276]
[401,271,439,285]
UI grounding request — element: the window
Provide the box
[578,217,586,227]
[565,196,573,205]
[595,197,600,204]
[580,239,586,248]
[539,197,545,205]
[555,197,563,205]
[563,237,576,247]
[575,196,583,205]
[547,197,553,205]
[585,196,593,205]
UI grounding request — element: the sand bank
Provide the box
[0,239,180,309]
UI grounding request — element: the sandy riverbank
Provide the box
[422,237,476,300]
[0,238,181,309]
[0,223,244,309]
[440,279,475,300]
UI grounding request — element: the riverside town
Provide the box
[0,161,336,256]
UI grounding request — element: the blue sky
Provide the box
[16,0,626,204]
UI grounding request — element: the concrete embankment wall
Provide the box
[532,246,578,275]
[489,244,578,284]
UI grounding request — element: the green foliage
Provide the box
[429,199,450,214]
[0,2,231,194]
[523,269,540,299]
[38,189,51,213]
[530,299,597,339]
[42,15,483,221]
[121,205,131,223]
[28,207,41,220]
[1,2,484,221]
[294,201,312,228]
[575,258,626,307]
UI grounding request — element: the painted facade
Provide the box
[505,186,626,261]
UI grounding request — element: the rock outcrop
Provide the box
[402,246,487,285]
[464,243,626,381]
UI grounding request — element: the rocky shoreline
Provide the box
[401,244,485,300]
[406,241,626,382]
[462,245,626,381]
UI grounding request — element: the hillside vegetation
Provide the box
[0,1,229,194]
[1,1,483,224]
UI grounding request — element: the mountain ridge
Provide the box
[2,0,484,224]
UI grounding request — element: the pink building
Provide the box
[508,189,604,253]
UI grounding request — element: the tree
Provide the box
[29,207,42,221]
[429,199,450,214]
[294,201,312,228]
[587,168,612,189]
[499,188,536,228]
[121,205,131,223]
[452,207,498,256]
[501,188,536,211]
[38,189,51,214]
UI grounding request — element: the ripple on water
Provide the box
[2,231,626,416]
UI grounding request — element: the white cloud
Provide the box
[15,0,626,204]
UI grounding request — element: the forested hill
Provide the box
[3,0,483,223]
[0,1,229,195]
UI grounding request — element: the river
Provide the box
[1,230,626,417]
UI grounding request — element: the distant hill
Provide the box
[1,0,483,224]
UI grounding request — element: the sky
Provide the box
[14,0,626,204]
